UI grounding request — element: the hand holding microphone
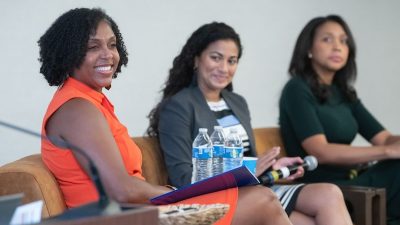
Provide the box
[256,153,318,186]
[255,147,305,180]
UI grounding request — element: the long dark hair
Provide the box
[38,8,128,86]
[288,15,357,102]
[147,22,242,137]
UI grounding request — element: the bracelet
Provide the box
[165,185,178,190]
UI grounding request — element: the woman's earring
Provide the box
[308,53,313,58]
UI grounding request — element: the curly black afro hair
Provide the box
[38,8,128,86]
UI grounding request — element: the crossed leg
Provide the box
[289,183,352,225]
[233,185,293,225]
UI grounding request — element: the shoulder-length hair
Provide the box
[147,22,242,137]
[288,14,357,102]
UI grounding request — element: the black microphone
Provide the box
[257,155,318,186]
[0,120,121,220]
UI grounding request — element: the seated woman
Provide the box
[147,21,352,225]
[39,7,297,225]
[279,14,400,223]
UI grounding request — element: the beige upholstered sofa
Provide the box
[0,128,386,224]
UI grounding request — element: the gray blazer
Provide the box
[158,84,256,187]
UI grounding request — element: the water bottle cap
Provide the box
[229,127,238,133]
[214,125,223,130]
[199,128,208,133]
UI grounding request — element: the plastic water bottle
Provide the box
[210,126,226,176]
[192,128,213,183]
[223,128,243,172]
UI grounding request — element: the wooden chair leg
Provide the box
[339,185,386,225]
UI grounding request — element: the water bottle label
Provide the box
[192,147,213,159]
[224,147,243,158]
[213,145,225,157]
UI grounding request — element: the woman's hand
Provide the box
[255,147,280,177]
[272,157,304,180]
[384,143,400,159]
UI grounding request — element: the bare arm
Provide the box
[371,130,400,146]
[46,99,169,204]
[302,131,400,166]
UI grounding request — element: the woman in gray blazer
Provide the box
[148,22,352,225]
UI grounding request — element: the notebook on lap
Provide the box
[151,166,260,205]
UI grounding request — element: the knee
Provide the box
[253,186,281,209]
[324,183,344,199]
[311,183,345,204]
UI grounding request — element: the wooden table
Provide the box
[40,205,159,225]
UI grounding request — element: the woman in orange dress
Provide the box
[39,8,293,225]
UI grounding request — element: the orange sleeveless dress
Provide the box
[41,77,237,224]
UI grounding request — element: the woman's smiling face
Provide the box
[195,39,239,95]
[71,20,120,92]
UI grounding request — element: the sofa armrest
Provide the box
[339,185,386,225]
[0,154,66,218]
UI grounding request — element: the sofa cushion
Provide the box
[253,127,287,158]
[133,137,169,186]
